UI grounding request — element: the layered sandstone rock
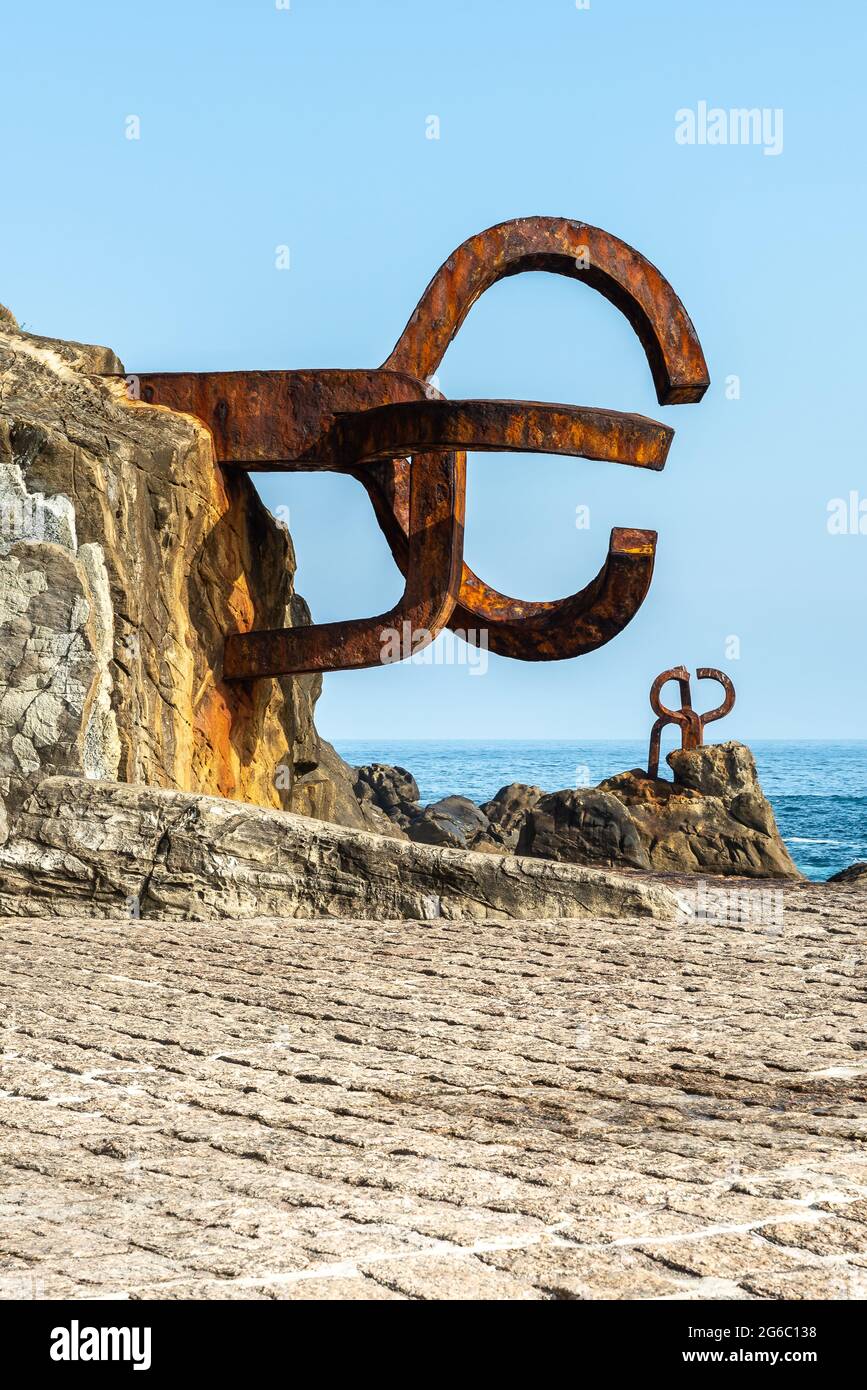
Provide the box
[0,775,680,922]
[0,311,370,835]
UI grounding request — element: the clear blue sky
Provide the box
[2,0,864,739]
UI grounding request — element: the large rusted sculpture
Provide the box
[111,218,709,677]
[647,667,736,778]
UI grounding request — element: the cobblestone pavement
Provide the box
[1,886,865,1300]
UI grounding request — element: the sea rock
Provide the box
[480,783,544,850]
[408,794,490,850]
[0,313,362,831]
[827,862,867,884]
[517,743,799,879]
[667,741,759,799]
[516,788,651,869]
[292,744,406,839]
[353,763,420,834]
[0,775,681,923]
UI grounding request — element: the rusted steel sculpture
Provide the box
[647,667,736,778]
[110,217,709,677]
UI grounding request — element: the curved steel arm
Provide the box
[352,398,671,661]
[368,216,710,659]
[330,398,671,469]
[224,448,464,677]
[383,216,710,405]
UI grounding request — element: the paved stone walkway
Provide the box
[1,887,865,1299]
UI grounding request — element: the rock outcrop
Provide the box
[352,763,419,837]
[517,743,799,879]
[0,313,368,834]
[407,794,491,850]
[331,745,798,881]
[480,783,544,850]
[828,862,867,884]
[349,774,545,855]
[0,775,680,922]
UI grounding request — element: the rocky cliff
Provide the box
[0,307,374,839]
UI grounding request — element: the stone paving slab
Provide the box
[0,887,865,1300]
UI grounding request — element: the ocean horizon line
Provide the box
[331,736,867,745]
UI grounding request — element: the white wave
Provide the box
[785,837,840,845]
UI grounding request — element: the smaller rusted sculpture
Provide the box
[647,667,735,778]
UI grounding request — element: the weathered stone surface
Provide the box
[408,794,490,850]
[668,741,765,800]
[518,744,798,880]
[0,776,680,922]
[292,743,404,839]
[1,881,863,1299]
[517,788,650,869]
[0,316,360,831]
[480,782,544,850]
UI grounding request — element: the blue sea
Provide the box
[333,740,867,883]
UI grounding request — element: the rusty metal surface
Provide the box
[107,216,710,677]
[131,369,430,470]
[224,448,465,678]
[383,216,710,405]
[331,399,672,469]
[647,667,736,778]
